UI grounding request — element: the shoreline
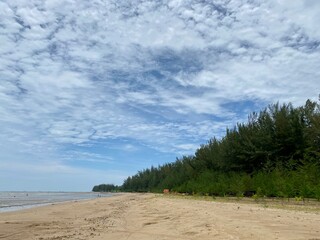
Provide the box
[0,191,114,213]
[1,193,319,239]
[0,202,53,213]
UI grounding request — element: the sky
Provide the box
[0,0,319,191]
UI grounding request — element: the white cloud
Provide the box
[0,0,319,190]
[275,0,320,39]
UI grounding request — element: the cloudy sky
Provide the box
[1,0,319,191]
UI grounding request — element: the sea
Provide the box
[0,191,113,213]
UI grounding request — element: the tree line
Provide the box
[92,184,119,192]
[94,98,320,199]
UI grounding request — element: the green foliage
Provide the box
[92,184,119,192]
[117,98,320,199]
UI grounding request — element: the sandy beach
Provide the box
[0,193,320,240]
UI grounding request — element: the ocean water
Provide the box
[0,191,113,213]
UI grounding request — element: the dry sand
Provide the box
[0,193,320,240]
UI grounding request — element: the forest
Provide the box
[94,98,320,199]
[92,184,118,192]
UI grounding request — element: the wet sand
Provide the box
[0,193,319,240]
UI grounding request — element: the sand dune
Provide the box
[0,193,319,240]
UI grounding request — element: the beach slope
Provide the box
[0,193,319,240]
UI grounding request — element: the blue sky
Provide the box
[1,0,319,191]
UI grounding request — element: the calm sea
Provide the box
[0,191,113,213]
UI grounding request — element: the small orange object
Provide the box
[163,189,170,194]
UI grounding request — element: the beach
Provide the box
[0,193,319,240]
